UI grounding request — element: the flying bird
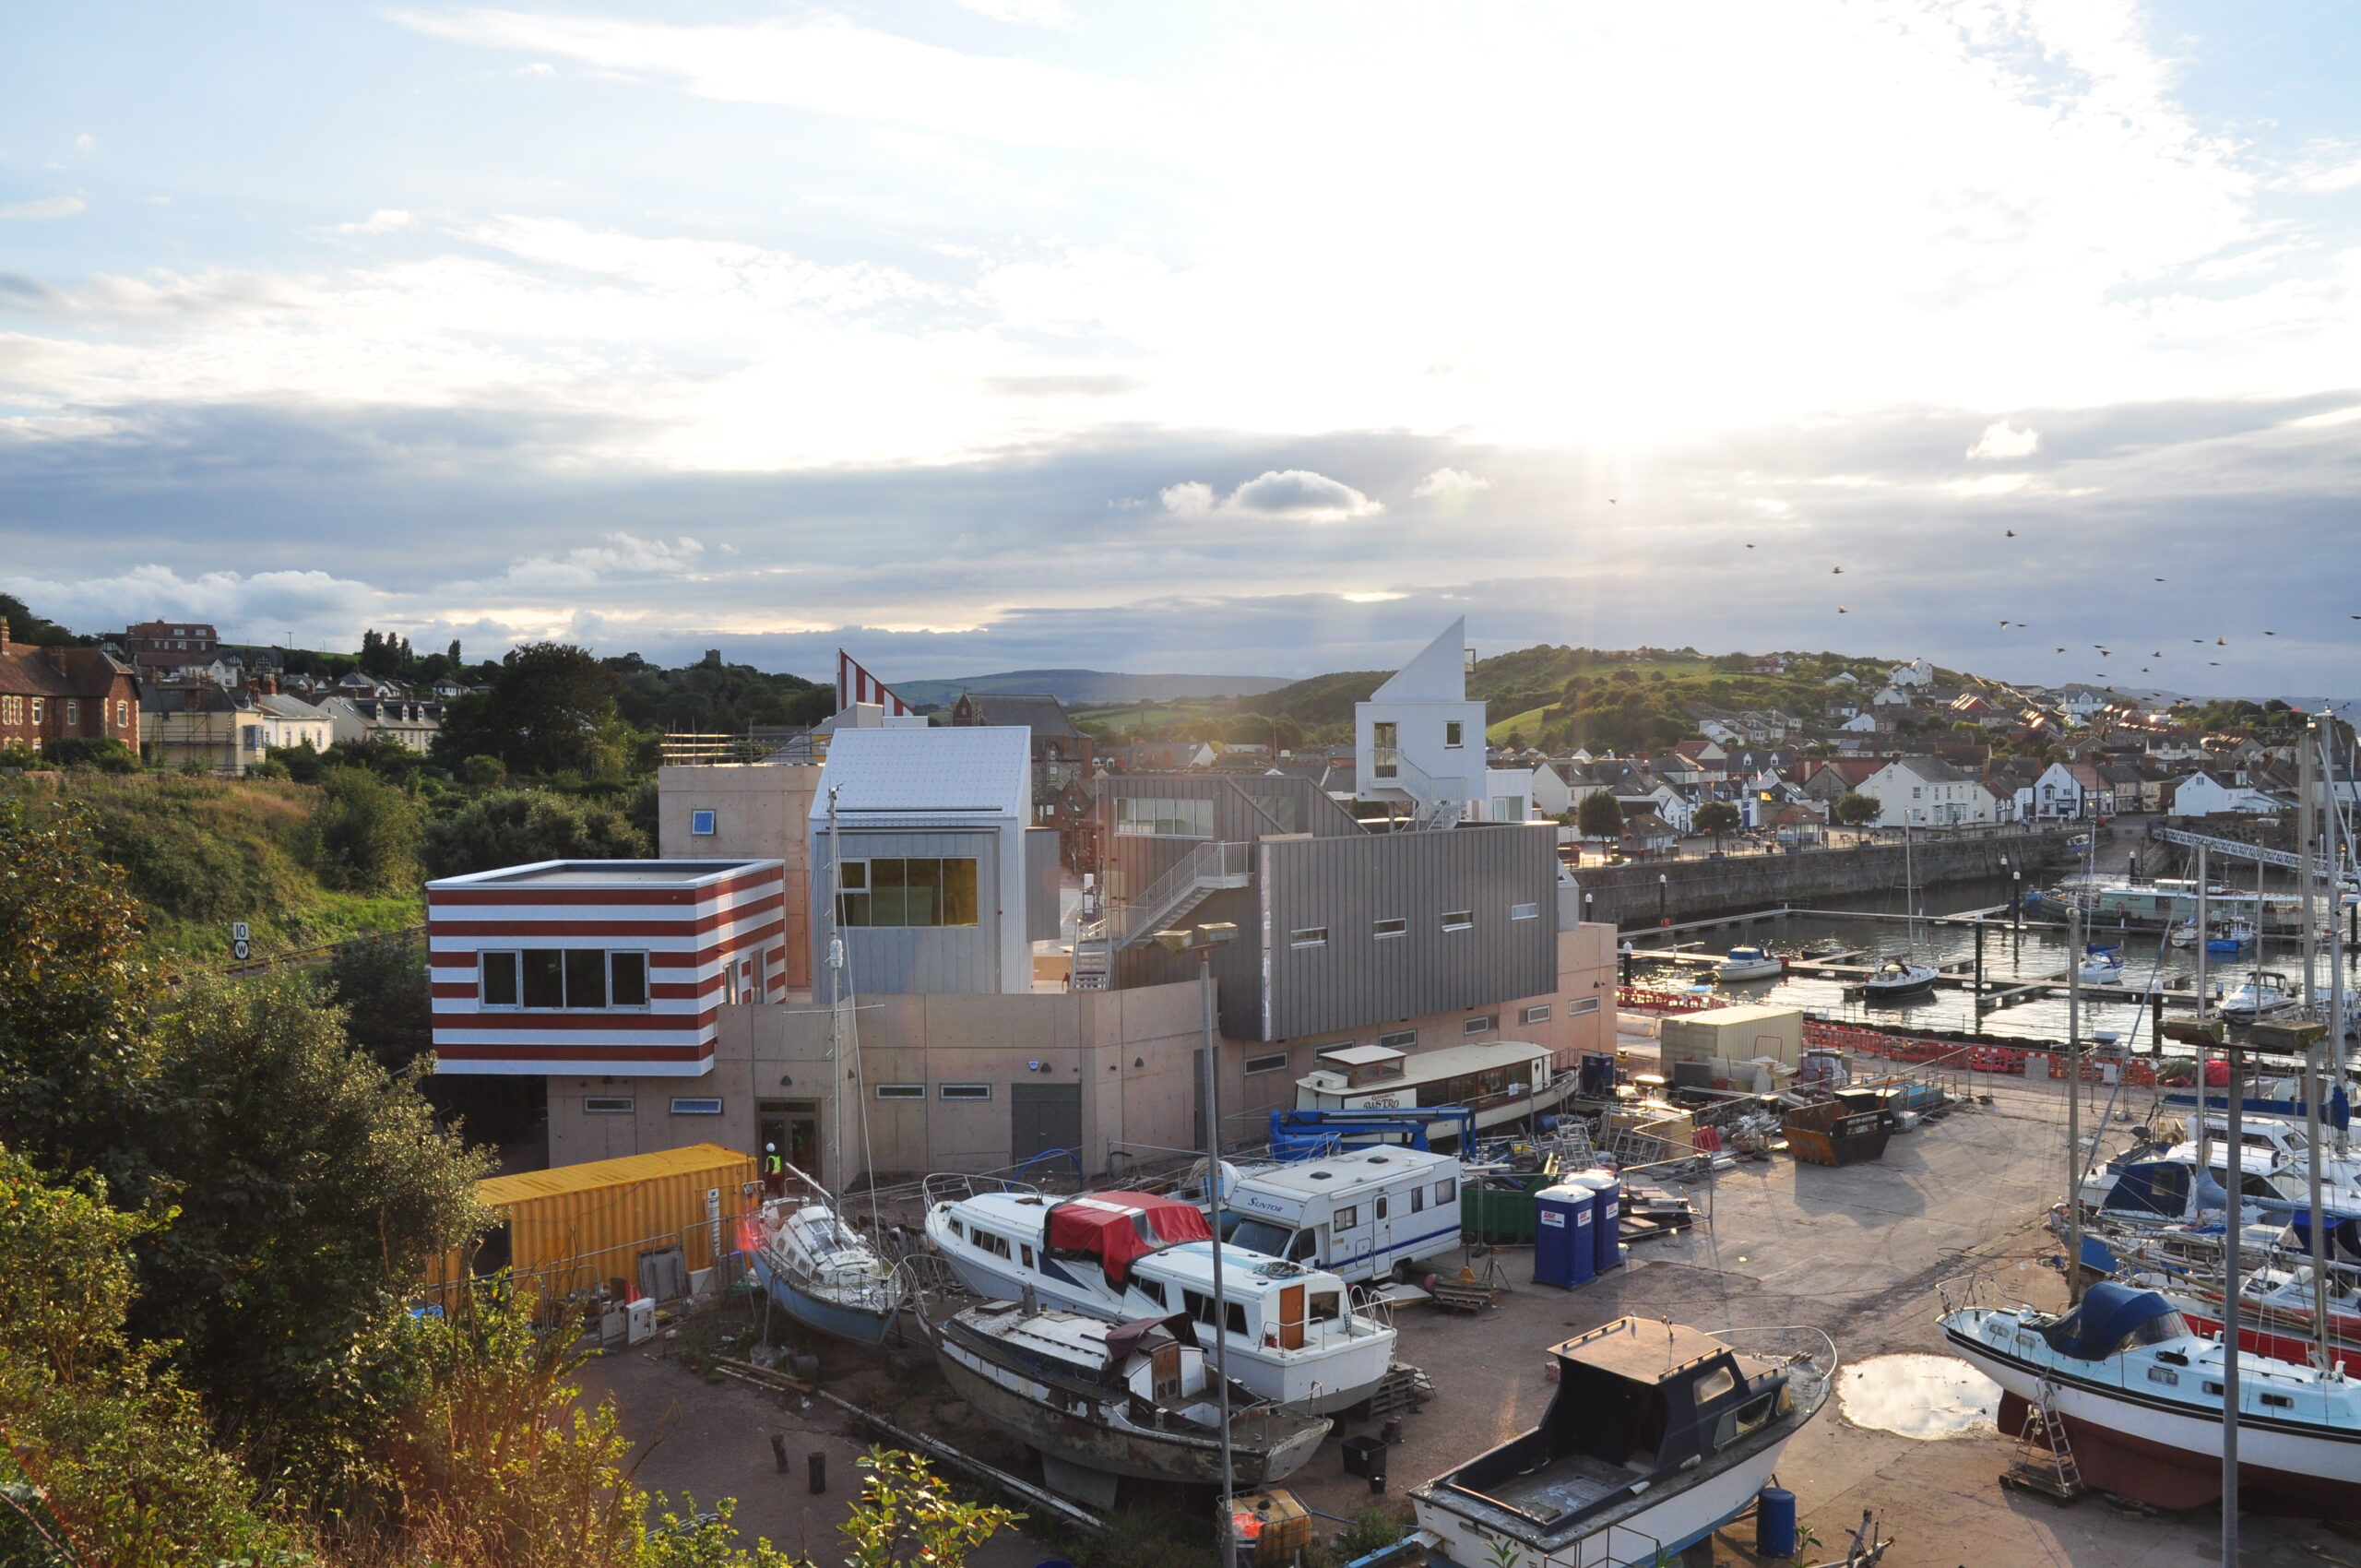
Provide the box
[2154,577,2165,582]
[1745,542,1754,548]
[2006,529,2016,537]
[2056,647,2067,653]
[2217,636,2227,646]
[2265,630,2277,636]
[1837,605,1848,613]
[1832,566,1844,575]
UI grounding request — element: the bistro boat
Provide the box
[921,1182,1396,1413]
[1291,1040,1575,1139]
[931,1301,1330,1493]
[1411,1317,1832,1568]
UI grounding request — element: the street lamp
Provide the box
[1154,921,1240,1548]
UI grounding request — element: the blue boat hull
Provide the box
[751,1251,896,1348]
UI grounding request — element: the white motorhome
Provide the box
[1219,1146,1463,1284]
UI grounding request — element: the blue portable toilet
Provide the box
[1533,1184,1596,1289]
[1575,1169,1623,1274]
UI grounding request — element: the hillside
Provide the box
[1240,646,1905,751]
[0,772,420,964]
[895,668,1292,708]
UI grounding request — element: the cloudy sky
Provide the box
[3,2,2358,695]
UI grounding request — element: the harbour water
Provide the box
[1628,875,2361,1051]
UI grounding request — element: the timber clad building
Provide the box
[0,624,140,754]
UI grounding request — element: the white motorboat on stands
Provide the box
[922,1181,1396,1414]
[2221,972,2300,1022]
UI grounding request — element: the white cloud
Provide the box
[1159,470,1381,524]
[1966,421,2040,460]
[491,533,707,589]
[0,564,380,642]
[1158,481,1216,517]
[335,208,414,235]
[0,196,86,221]
[1413,467,1490,500]
[73,134,93,152]
[956,0,1068,24]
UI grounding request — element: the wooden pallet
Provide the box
[1363,1363,1434,1417]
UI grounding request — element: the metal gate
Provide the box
[1010,1082,1082,1164]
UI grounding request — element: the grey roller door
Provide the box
[1010,1083,1082,1164]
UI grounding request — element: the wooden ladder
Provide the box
[2001,1384,2086,1502]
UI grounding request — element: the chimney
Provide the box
[0,619,9,653]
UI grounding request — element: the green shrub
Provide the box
[423,789,651,880]
[312,767,425,894]
[43,735,139,773]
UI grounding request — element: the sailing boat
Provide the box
[748,787,902,1346]
[1862,826,1938,1002]
[748,1162,904,1346]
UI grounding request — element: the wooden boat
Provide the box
[1942,1279,2361,1518]
[932,1301,1330,1491]
[1412,1317,1832,1568]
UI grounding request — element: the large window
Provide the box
[1115,797,1214,837]
[836,858,980,927]
[479,950,650,1010]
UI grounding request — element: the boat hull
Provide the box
[933,1338,1328,1488]
[1415,1420,1805,1568]
[1946,1323,2361,1519]
[751,1250,896,1348]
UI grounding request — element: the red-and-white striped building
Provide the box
[427,860,788,1077]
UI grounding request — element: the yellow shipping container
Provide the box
[425,1143,759,1314]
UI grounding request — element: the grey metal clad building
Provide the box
[1114,819,1560,1042]
[1095,772,1358,902]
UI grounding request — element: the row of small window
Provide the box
[0,696,128,730]
[1289,903,1538,948]
[481,949,652,1010]
[583,1096,722,1114]
[1329,1179,1458,1231]
[945,1217,1340,1333]
[874,1083,994,1102]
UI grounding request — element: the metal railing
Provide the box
[660,727,825,766]
[1364,747,1472,829]
[1111,839,1253,947]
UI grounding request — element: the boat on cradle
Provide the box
[1714,945,1784,982]
[1940,1277,2361,1518]
[921,1182,1396,1414]
[1411,1317,1832,1568]
[747,1165,904,1347]
[2223,971,2301,1022]
[2080,1144,2319,1231]
[2105,1226,2361,1378]
[930,1301,1330,1496]
[1291,1039,1578,1139]
[1859,956,1938,1002]
[2078,945,2127,985]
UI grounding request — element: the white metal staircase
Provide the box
[1109,840,1254,947]
[1369,746,1468,830]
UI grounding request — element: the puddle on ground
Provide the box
[1837,1353,2000,1440]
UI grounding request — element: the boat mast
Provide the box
[2302,721,2331,1372]
[826,785,884,1235]
[2195,843,2210,1174]
[2067,897,2083,1306]
[826,787,847,1195]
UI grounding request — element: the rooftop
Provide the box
[428,859,773,890]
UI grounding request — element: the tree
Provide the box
[423,789,654,880]
[837,1448,1020,1568]
[312,766,425,893]
[0,1143,302,1566]
[328,932,435,1074]
[1576,790,1624,841]
[1835,791,1882,826]
[1692,800,1739,848]
[436,643,628,777]
[131,974,490,1476]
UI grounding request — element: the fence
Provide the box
[1797,1017,2171,1087]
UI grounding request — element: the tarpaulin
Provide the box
[1046,1193,1214,1286]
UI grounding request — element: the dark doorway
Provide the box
[1010,1082,1082,1164]
[757,1099,822,1194]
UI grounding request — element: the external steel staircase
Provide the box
[1369,746,1468,830]
[1068,839,1255,989]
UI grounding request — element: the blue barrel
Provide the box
[1755,1488,1797,1558]
[1533,1185,1591,1288]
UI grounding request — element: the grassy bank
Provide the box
[0,770,423,965]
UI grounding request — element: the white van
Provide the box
[1219,1146,1463,1284]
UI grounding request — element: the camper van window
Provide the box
[1374,1194,1389,1220]
[1309,1290,1340,1323]
[1288,1229,1318,1263]
[1228,1215,1296,1256]
[1334,1206,1358,1230]
[1410,1185,1425,1213]
[1434,1178,1456,1205]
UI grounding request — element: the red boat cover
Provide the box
[1046,1193,1213,1287]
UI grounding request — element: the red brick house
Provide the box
[0,624,140,754]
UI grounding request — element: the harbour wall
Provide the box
[1574,831,2078,931]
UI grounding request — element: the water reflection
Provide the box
[1837,1353,1999,1440]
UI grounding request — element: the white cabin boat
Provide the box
[1941,1279,2361,1517]
[1714,945,1784,982]
[1859,956,1938,1002]
[2222,972,2300,1022]
[922,1182,1396,1414]
[1292,1040,1572,1138]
